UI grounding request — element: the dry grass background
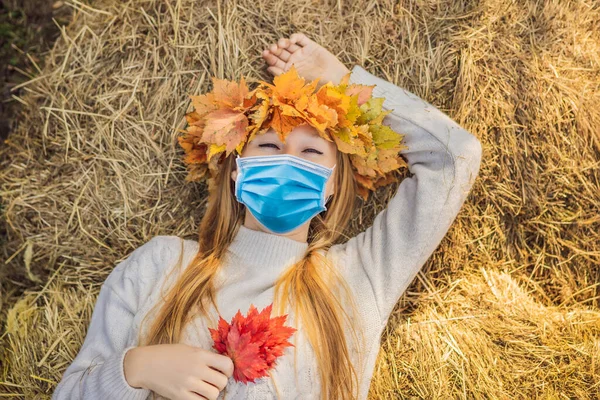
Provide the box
[1,0,599,398]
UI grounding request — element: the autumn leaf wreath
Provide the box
[177,65,408,201]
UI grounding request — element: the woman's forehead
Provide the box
[260,125,322,141]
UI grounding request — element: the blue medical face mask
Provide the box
[234,153,336,234]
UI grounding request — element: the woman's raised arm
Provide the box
[327,65,482,325]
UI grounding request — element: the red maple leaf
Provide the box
[208,303,297,384]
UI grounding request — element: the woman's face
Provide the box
[230,124,338,198]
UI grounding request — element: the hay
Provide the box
[372,269,600,398]
[1,0,599,397]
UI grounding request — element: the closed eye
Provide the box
[304,148,324,155]
[259,143,280,149]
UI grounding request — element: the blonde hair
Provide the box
[137,149,366,400]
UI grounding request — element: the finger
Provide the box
[267,65,285,76]
[277,48,292,62]
[181,391,207,400]
[262,50,281,66]
[269,45,292,62]
[278,37,302,53]
[191,380,220,400]
[206,353,235,378]
[265,53,286,73]
[287,43,302,52]
[270,42,284,56]
[277,37,290,49]
[202,367,229,390]
[289,32,312,47]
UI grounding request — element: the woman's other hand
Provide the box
[124,343,234,400]
[262,33,350,88]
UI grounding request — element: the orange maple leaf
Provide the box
[211,76,251,109]
[304,95,338,133]
[268,65,319,103]
[345,84,374,106]
[201,109,249,156]
[270,107,304,139]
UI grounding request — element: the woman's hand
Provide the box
[124,343,234,400]
[262,33,351,88]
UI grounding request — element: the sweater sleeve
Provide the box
[50,237,170,400]
[327,65,482,325]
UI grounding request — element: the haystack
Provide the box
[1,0,599,398]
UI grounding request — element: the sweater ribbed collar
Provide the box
[227,225,309,268]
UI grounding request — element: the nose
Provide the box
[282,146,303,158]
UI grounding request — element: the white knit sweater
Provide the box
[52,65,482,400]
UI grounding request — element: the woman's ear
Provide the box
[231,169,238,182]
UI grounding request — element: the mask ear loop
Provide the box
[324,164,336,208]
[233,153,243,202]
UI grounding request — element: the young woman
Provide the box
[52,33,482,400]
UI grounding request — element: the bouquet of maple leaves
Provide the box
[208,303,297,384]
[177,65,408,201]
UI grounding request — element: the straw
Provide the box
[1,0,599,397]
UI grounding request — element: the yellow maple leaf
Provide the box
[304,95,338,133]
[354,124,374,149]
[315,84,357,128]
[367,108,392,125]
[278,103,305,118]
[357,97,385,125]
[207,143,227,162]
[369,124,403,150]
[294,93,310,112]
[331,126,366,155]
[377,148,407,173]
[350,148,379,177]
[268,65,319,103]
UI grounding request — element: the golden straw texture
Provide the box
[1,0,599,398]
